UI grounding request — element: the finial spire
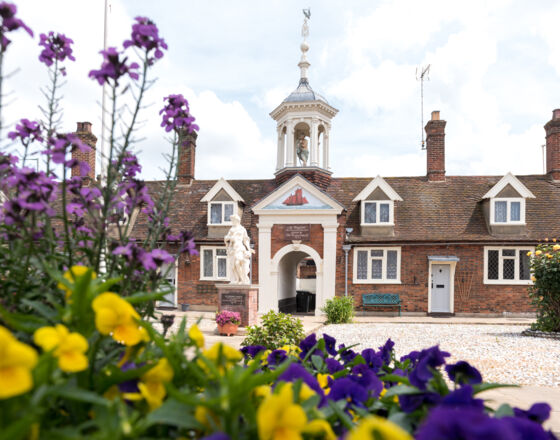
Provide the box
[299,8,311,81]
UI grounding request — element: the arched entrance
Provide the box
[271,243,323,315]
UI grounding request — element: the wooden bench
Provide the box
[362,293,401,316]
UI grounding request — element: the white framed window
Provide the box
[157,261,177,307]
[490,198,525,225]
[484,246,533,285]
[353,247,401,284]
[361,201,394,225]
[208,201,236,225]
[200,246,228,280]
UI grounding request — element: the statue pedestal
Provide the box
[216,284,259,327]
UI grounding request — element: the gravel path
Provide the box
[318,324,560,387]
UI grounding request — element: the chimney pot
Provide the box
[76,121,92,133]
[72,122,97,181]
[425,110,446,182]
[431,110,440,121]
[553,109,560,121]
[545,109,560,180]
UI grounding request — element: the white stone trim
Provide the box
[482,172,535,199]
[201,177,244,203]
[352,247,402,284]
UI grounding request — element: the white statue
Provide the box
[224,214,254,284]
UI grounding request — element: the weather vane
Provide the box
[302,8,311,39]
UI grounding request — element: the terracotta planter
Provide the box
[217,322,239,336]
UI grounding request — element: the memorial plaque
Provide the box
[221,292,245,306]
[284,224,310,241]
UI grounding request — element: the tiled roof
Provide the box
[131,174,560,243]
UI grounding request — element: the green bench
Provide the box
[362,293,402,316]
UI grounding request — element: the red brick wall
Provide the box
[545,109,560,181]
[176,251,225,309]
[425,117,446,182]
[275,168,331,190]
[271,224,324,259]
[178,133,197,184]
[341,244,535,314]
[73,122,97,180]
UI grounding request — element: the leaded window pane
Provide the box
[217,257,227,278]
[510,202,521,221]
[371,259,382,279]
[370,250,383,257]
[503,258,515,280]
[488,250,499,279]
[210,203,222,224]
[380,203,390,223]
[495,201,507,222]
[519,250,531,280]
[216,249,227,256]
[224,203,234,222]
[357,250,368,279]
[203,249,214,277]
[502,249,515,257]
[387,251,397,279]
[364,202,376,223]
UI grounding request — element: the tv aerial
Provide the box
[416,64,431,150]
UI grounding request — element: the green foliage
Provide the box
[241,310,305,349]
[321,296,354,324]
[529,242,560,332]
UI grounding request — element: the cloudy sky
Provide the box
[5,0,560,180]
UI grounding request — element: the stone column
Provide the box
[310,119,319,167]
[286,121,295,167]
[276,126,284,170]
[257,223,273,312]
[323,125,330,169]
[319,223,339,315]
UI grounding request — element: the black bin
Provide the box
[296,290,315,313]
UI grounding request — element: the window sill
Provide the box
[360,223,394,227]
[200,278,229,282]
[484,280,532,285]
[353,279,401,285]
[208,223,233,227]
[489,222,526,226]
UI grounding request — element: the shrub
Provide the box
[322,295,354,324]
[529,241,560,332]
[241,310,305,349]
[215,310,241,326]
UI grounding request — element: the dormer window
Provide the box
[210,201,235,225]
[362,201,393,225]
[492,198,524,224]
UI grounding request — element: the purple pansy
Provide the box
[361,348,383,373]
[267,349,287,366]
[277,364,325,403]
[159,94,199,136]
[325,357,343,374]
[38,31,75,73]
[350,363,383,397]
[399,392,441,413]
[89,47,139,85]
[123,16,167,64]
[338,344,357,364]
[322,333,337,356]
[328,377,369,409]
[440,385,484,410]
[446,360,483,385]
[378,338,395,365]
[513,402,551,425]
[0,2,33,52]
[7,119,43,144]
[240,345,266,359]
[409,345,450,390]
[201,433,230,440]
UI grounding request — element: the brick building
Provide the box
[130,25,560,318]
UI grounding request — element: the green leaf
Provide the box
[383,385,422,398]
[0,414,36,440]
[50,384,110,407]
[144,398,202,429]
[472,383,519,395]
[380,374,411,386]
[0,304,46,332]
[327,399,354,430]
[311,354,325,371]
[494,403,515,418]
[21,299,58,321]
[126,290,167,304]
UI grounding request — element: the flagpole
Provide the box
[100,0,109,183]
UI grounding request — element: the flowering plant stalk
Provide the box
[216,310,241,326]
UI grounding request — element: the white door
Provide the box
[431,264,451,313]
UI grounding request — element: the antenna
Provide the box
[542,144,546,174]
[416,64,430,150]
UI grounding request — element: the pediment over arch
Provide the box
[252,174,344,214]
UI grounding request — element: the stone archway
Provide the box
[271,243,323,316]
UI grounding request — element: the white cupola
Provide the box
[269,10,338,185]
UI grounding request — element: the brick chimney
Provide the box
[545,109,560,181]
[73,122,97,180]
[425,110,446,182]
[178,131,197,184]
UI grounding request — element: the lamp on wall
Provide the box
[345,227,353,240]
[343,228,353,297]
[184,254,191,265]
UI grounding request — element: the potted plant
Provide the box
[216,310,241,336]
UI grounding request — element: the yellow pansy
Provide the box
[302,419,336,440]
[58,266,96,300]
[280,344,302,356]
[257,383,307,440]
[347,416,412,440]
[317,373,332,394]
[201,342,243,374]
[0,326,38,399]
[195,405,221,431]
[92,292,147,346]
[137,358,174,411]
[253,385,272,400]
[299,383,316,401]
[188,324,204,348]
[34,324,88,372]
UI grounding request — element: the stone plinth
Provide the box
[216,284,259,327]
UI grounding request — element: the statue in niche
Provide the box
[224,214,254,284]
[296,135,309,166]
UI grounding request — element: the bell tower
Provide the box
[270,9,338,189]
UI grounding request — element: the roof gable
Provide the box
[252,174,344,213]
[482,172,535,199]
[352,175,403,202]
[200,177,244,203]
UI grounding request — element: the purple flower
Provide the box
[325,357,343,374]
[0,2,33,52]
[500,416,555,440]
[118,152,142,178]
[299,333,318,359]
[267,349,287,366]
[150,248,174,266]
[322,333,337,356]
[446,360,483,385]
[328,377,368,409]
[44,133,90,167]
[201,433,230,440]
[350,363,382,397]
[441,385,484,410]
[338,344,357,364]
[123,17,167,64]
[398,392,441,413]
[361,348,383,373]
[378,338,395,365]
[7,119,43,144]
[409,345,450,390]
[240,345,266,359]
[38,31,75,72]
[277,364,325,403]
[514,403,551,425]
[89,47,139,85]
[159,94,199,136]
